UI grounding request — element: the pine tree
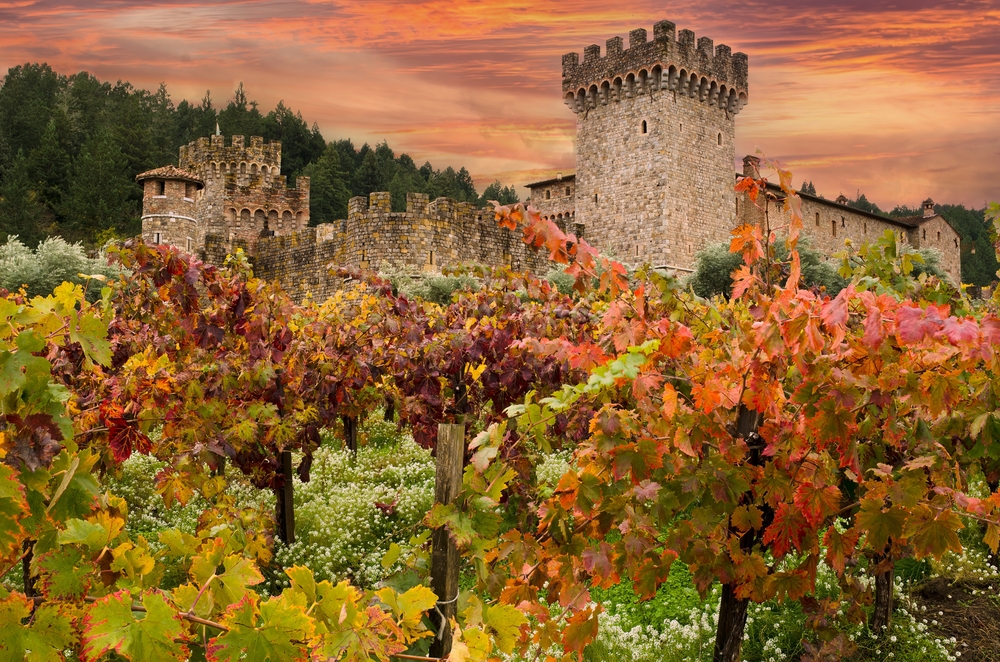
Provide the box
[27,117,71,212]
[62,129,136,242]
[479,180,519,207]
[0,151,48,247]
[354,149,384,197]
[300,144,351,224]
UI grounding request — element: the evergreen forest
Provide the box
[0,63,519,249]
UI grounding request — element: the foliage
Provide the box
[688,237,845,298]
[0,235,120,300]
[474,170,1000,661]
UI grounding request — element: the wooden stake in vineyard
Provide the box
[429,423,465,658]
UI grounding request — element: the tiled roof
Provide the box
[135,165,203,184]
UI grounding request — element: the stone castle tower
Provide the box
[138,135,310,253]
[563,20,748,268]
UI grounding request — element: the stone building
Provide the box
[560,20,748,269]
[737,157,961,282]
[139,17,963,296]
[139,137,543,301]
[527,19,961,284]
[137,135,310,254]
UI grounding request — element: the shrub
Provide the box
[687,238,845,299]
[0,235,120,300]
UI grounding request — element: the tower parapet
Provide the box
[562,19,748,116]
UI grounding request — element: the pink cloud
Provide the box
[0,0,997,205]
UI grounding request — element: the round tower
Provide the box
[563,19,748,269]
[136,165,204,252]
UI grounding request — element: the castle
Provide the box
[139,18,962,294]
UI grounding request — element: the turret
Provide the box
[136,165,204,251]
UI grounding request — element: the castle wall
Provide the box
[245,191,553,302]
[909,215,961,283]
[576,93,736,268]
[737,183,962,286]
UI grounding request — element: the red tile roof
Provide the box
[135,165,203,185]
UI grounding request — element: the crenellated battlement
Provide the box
[562,19,748,115]
[178,134,283,183]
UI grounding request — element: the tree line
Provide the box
[0,64,519,248]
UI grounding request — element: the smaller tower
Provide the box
[136,165,204,253]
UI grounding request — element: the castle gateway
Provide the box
[140,18,962,295]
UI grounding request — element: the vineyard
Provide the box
[1,160,1000,662]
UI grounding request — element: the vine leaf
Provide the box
[81,590,189,662]
[206,594,312,662]
[0,594,75,662]
[33,546,91,600]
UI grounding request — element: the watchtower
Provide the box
[563,19,748,268]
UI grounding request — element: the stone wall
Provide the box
[737,159,962,284]
[528,177,577,223]
[565,19,747,271]
[233,191,553,302]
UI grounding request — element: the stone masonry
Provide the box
[139,17,964,297]
[737,156,962,284]
[138,135,310,255]
[563,20,748,269]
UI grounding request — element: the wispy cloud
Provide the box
[1,0,997,206]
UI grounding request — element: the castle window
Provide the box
[841,216,845,228]
[923,229,926,239]
[717,132,722,145]
[186,238,192,251]
[815,212,820,227]
[155,180,165,196]
[593,194,598,204]
[545,190,551,200]
[641,120,647,134]
[831,220,837,238]
[864,222,867,234]
[679,123,683,132]
[565,187,571,197]
[937,231,941,241]
[428,251,434,265]
[954,238,958,247]
[152,232,161,245]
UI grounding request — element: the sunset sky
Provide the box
[2,0,998,209]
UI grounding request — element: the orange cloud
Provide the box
[0,0,998,205]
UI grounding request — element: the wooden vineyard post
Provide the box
[342,415,358,453]
[428,423,465,658]
[275,450,295,544]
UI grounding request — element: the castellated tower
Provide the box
[564,20,748,269]
[139,135,310,255]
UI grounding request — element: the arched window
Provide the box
[641,120,647,134]
[545,190,551,200]
[717,132,722,145]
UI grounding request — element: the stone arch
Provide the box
[564,91,578,112]
[699,77,710,102]
[666,65,678,90]
[600,80,611,105]
[709,81,720,105]
[240,162,247,175]
[210,161,219,178]
[624,73,636,98]
[588,84,599,109]
[612,77,623,102]
[651,65,662,90]
[225,207,237,223]
[717,85,728,108]
[281,210,293,226]
[576,88,587,110]
[295,211,306,226]
[239,208,251,226]
[253,209,266,227]
[251,163,259,177]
